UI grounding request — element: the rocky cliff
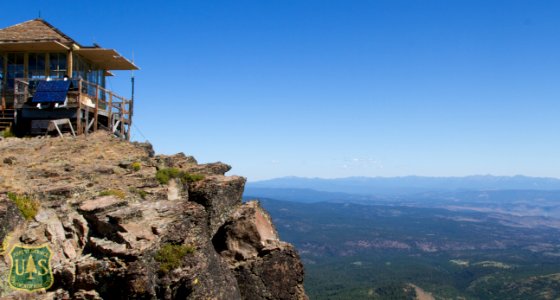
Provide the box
[0,132,307,299]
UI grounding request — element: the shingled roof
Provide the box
[0,19,138,70]
[0,19,76,45]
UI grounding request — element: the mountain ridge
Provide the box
[249,175,560,196]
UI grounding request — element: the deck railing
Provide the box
[13,78,133,140]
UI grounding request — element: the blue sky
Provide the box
[2,1,560,180]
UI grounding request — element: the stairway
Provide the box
[0,109,15,132]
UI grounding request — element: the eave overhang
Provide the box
[74,48,138,71]
[0,40,69,51]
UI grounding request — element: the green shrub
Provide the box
[131,162,142,172]
[154,243,195,273]
[180,173,205,183]
[156,168,204,185]
[129,187,148,199]
[155,168,179,185]
[99,189,126,199]
[7,192,39,220]
[1,127,15,138]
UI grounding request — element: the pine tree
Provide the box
[25,255,37,279]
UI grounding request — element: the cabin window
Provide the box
[6,53,24,87]
[87,69,103,86]
[72,54,86,79]
[49,53,67,78]
[86,69,95,84]
[28,53,46,79]
[0,55,4,84]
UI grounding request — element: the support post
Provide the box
[66,50,73,78]
[23,53,29,79]
[45,53,50,77]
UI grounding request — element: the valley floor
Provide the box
[254,197,560,299]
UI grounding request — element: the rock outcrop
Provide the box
[0,132,307,299]
[213,201,306,299]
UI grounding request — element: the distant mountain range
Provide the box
[247,175,560,196]
[244,187,379,203]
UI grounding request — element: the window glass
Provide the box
[0,55,4,84]
[72,53,85,79]
[49,53,67,78]
[0,55,3,93]
[7,53,24,87]
[87,68,95,84]
[28,53,46,79]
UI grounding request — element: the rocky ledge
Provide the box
[0,132,307,299]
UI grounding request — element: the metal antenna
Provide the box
[131,51,135,102]
[130,51,135,130]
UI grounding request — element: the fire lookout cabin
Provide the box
[0,19,138,139]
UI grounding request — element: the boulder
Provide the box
[213,201,307,299]
[186,162,232,176]
[213,201,280,262]
[189,175,246,235]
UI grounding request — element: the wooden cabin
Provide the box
[0,19,138,139]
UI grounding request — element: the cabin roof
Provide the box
[0,19,138,71]
[0,19,76,45]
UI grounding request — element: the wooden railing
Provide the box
[13,78,133,140]
[78,80,133,139]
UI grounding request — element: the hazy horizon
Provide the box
[249,173,560,182]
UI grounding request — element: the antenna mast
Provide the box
[131,52,135,102]
[129,52,135,140]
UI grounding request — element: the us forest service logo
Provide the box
[8,244,53,292]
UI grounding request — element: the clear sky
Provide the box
[2,1,560,181]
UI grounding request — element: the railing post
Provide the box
[120,101,125,137]
[24,81,28,108]
[84,105,89,136]
[126,100,131,141]
[108,93,113,132]
[94,85,99,132]
[77,79,83,135]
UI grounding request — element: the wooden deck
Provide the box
[9,78,133,139]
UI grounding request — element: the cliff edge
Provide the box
[0,132,307,299]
